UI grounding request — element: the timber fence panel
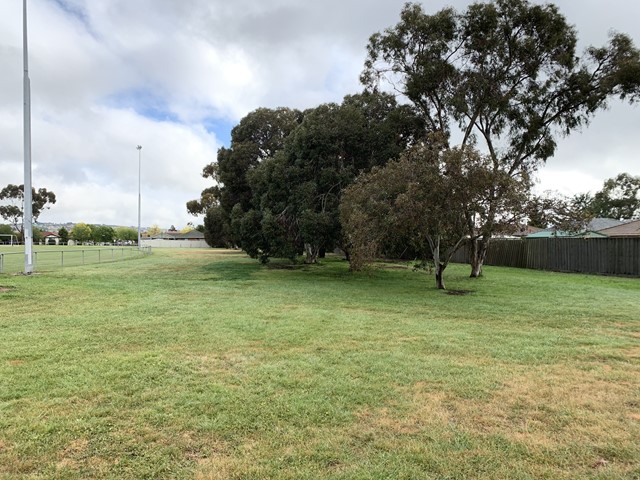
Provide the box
[452,238,640,276]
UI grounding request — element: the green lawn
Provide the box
[0,249,638,479]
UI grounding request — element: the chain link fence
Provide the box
[0,246,152,274]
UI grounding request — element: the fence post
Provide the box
[98,250,101,263]
[61,251,64,268]
[0,253,3,274]
[82,250,85,265]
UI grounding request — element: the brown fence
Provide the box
[451,238,640,276]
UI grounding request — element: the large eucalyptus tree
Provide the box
[363,0,640,276]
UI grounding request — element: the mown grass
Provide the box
[0,249,638,479]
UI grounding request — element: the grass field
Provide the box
[0,248,638,479]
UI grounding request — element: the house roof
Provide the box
[597,219,640,237]
[526,229,608,238]
[505,224,544,237]
[157,230,205,240]
[525,218,625,239]
[589,217,625,231]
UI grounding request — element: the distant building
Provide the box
[41,232,61,245]
[154,230,205,241]
[525,218,625,239]
[596,219,640,238]
[142,229,208,248]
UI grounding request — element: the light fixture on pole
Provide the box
[137,145,142,249]
[23,0,33,274]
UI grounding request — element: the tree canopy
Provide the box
[70,223,92,243]
[115,226,138,242]
[587,173,640,220]
[91,225,115,244]
[0,184,56,233]
[341,143,516,289]
[190,92,424,261]
[242,92,424,263]
[362,0,640,276]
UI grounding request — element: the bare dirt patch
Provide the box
[0,286,16,293]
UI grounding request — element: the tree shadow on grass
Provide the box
[201,260,260,282]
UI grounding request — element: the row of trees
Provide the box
[66,223,138,244]
[189,0,640,288]
[0,183,203,245]
[0,223,139,245]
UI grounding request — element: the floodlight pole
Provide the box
[23,0,33,274]
[137,145,142,249]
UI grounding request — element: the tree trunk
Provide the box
[430,235,446,289]
[435,262,446,289]
[470,237,489,278]
[304,243,319,264]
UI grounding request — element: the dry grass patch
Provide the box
[347,359,639,478]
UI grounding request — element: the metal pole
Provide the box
[23,0,33,274]
[137,145,142,250]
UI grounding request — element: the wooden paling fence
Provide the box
[452,238,640,276]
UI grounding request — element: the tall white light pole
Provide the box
[23,0,34,274]
[137,145,142,249]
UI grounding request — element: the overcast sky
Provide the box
[1,0,638,229]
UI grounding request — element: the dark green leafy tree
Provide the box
[363,0,640,277]
[247,92,425,264]
[188,108,303,246]
[32,227,43,244]
[91,225,115,243]
[588,173,640,220]
[0,184,56,234]
[58,227,69,244]
[203,205,230,247]
[241,152,302,262]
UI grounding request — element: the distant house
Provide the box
[525,218,625,239]
[511,224,544,238]
[596,219,640,238]
[41,232,60,245]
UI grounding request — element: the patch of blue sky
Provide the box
[202,117,234,147]
[104,89,181,124]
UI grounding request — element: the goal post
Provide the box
[0,234,19,245]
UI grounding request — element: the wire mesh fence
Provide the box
[0,246,152,274]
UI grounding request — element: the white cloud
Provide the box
[1,0,639,229]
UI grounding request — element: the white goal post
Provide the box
[0,234,18,245]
